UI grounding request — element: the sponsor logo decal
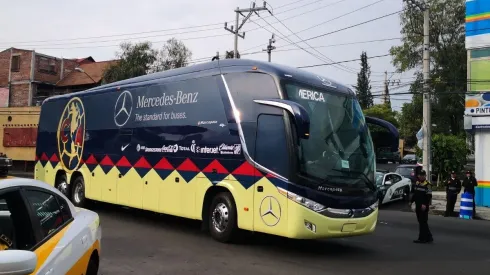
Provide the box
[57,97,86,172]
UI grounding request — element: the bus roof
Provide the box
[46,59,353,102]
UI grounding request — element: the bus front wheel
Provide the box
[208,192,238,243]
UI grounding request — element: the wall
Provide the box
[0,50,10,87]
[33,54,62,84]
[474,129,490,207]
[0,106,40,161]
[9,49,32,82]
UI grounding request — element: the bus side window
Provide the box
[255,114,290,179]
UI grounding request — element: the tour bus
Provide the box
[34,59,378,242]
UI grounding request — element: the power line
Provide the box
[297,53,391,68]
[0,0,322,46]
[295,9,404,44]
[269,13,358,73]
[242,0,381,53]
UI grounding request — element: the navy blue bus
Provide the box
[35,59,378,242]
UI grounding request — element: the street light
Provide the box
[74,67,96,83]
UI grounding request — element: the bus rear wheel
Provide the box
[71,176,86,208]
[208,192,238,243]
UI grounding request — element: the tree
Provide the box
[397,75,424,148]
[429,134,468,185]
[354,51,373,109]
[390,0,466,135]
[154,38,192,71]
[103,41,158,84]
[364,103,399,127]
[103,38,193,84]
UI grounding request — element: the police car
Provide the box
[0,178,101,275]
[375,170,412,205]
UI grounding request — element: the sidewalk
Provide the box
[411,191,490,221]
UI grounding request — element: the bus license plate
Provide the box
[341,223,357,232]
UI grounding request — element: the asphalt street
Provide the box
[92,201,490,275]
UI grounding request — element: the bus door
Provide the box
[253,113,291,235]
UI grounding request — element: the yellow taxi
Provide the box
[0,178,101,275]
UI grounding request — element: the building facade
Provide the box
[0,48,85,107]
[465,0,490,207]
[0,48,115,166]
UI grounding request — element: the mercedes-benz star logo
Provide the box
[259,196,281,227]
[114,90,133,127]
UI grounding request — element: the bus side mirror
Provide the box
[254,99,310,140]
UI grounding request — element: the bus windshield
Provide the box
[284,82,375,189]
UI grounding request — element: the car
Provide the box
[0,178,101,275]
[375,171,412,205]
[401,154,417,164]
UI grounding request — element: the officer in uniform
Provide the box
[462,170,478,216]
[445,171,462,217]
[409,170,433,243]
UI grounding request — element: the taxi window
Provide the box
[24,190,66,238]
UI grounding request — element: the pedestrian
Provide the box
[409,170,433,244]
[462,170,478,216]
[445,171,461,217]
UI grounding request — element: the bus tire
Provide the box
[208,192,238,243]
[55,173,70,198]
[71,176,86,208]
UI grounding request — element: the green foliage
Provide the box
[363,103,399,128]
[103,38,192,84]
[353,51,373,109]
[154,38,192,71]
[430,134,469,182]
[103,41,158,84]
[390,0,466,137]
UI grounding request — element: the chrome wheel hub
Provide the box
[58,181,68,195]
[74,182,84,203]
[212,202,229,233]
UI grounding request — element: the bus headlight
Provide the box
[278,188,325,212]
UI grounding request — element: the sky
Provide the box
[0,0,416,111]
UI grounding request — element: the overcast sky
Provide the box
[0,0,415,110]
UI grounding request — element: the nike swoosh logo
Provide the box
[121,144,130,151]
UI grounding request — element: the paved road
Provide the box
[92,201,490,275]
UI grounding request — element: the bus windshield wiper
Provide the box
[331,168,376,191]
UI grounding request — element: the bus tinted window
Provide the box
[224,72,279,122]
[255,114,290,179]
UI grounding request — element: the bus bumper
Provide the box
[286,200,378,239]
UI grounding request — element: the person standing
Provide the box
[409,170,433,244]
[445,171,462,217]
[462,170,478,216]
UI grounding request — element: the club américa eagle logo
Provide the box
[57,97,86,173]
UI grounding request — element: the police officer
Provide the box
[462,170,478,216]
[445,171,462,217]
[409,170,433,243]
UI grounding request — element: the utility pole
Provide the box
[405,0,431,176]
[384,71,389,104]
[224,1,271,58]
[263,34,276,62]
